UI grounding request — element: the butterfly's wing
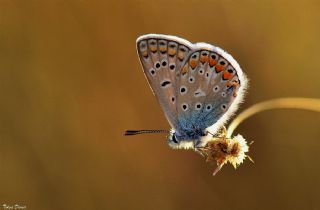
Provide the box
[175,42,248,141]
[136,34,193,129]
[136,34,248,145]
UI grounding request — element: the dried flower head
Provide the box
[198,128,251,175]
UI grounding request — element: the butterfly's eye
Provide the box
[171,134,178,143]
[206,104,212,111]
[195,102,202,110]
[181,103,189,111]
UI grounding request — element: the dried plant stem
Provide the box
[227,97,320,138]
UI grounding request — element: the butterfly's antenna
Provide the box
[124,130,170,136]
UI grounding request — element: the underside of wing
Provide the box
[174,42,248,140]
[136,34,192,129]
[136,34,248,143]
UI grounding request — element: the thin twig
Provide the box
[227,97,320,138]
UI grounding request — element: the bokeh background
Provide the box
[0,0,320,209]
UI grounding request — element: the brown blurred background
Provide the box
[0,0,319,209]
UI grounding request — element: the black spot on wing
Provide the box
[161,81,171,87]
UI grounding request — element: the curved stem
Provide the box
[227,98,320,138]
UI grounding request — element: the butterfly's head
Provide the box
[167,130,181,147]
[167,130,196,149]
[168,131,178,144]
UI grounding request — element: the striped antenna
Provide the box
[124,130,170,136]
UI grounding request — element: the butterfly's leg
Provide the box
[221,126,227,137]
[194,139,202,148]
[194,132,207,150]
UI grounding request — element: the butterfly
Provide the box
[125,34,249,174]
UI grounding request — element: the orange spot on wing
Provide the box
[181,65,188,74]
[189,60,198,69]
[233,92,238,97]
[227,81,240,88]
[200,56,209,63]
[215,64,225,72]
[142,51,148,57]
[159,46,167,53]
[178,52,185,60]
[149,46,157,52]
[168,48,176,56]
[209,59,217,67]
[223,72,232,80]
